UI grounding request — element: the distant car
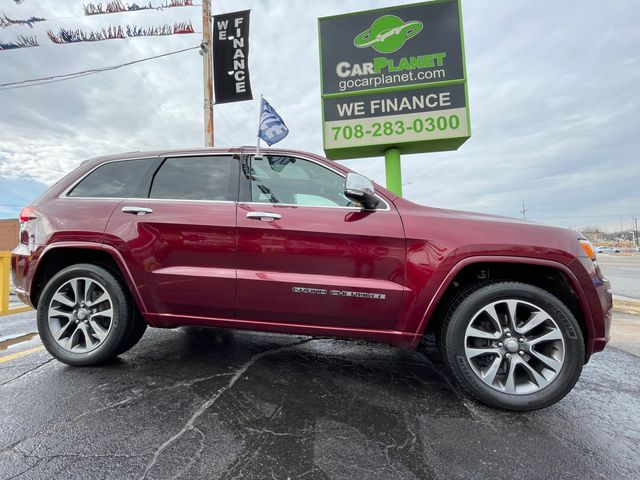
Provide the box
[11,147,613,411]
[595,246,621,254]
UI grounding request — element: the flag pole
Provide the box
[255,94,264,159]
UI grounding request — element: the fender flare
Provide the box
[412,255,594,346]
[33,242,150,321]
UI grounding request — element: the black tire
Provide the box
[37,263,135,366]
[440,281,584,411]
[114,309,147,356]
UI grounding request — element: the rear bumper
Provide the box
[10,243,41,309]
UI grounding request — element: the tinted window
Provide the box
[249,155,352,207]
[149,156,236,201]
[69,158,155,198]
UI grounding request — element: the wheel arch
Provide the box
[30,243,148,320]
[416,256,594,356]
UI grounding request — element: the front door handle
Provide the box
[122,206,153,215]
[246,211,282,222]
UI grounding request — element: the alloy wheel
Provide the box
[463,299,565,395]
[47,277,114,353]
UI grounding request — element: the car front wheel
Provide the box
[440,281,585,411]
[37,263,137,366]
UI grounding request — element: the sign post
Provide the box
[318,0,470,195]
[385,147,402,196]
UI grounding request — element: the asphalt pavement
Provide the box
[1,310,639,480]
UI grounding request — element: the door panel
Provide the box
[105,200,236,318]
[236,203,406,330]
[103,154,239,320]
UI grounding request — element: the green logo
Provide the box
[354,15,423,54]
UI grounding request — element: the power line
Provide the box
[0,32,202,51]
[0,44,199,91]
[2,2,202,24]
[530,213,638,220]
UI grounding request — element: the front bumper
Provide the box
[591,266,613,353]
[570,257,613,356]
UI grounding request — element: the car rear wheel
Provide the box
[37,263,138,366]
[440,281,584,411]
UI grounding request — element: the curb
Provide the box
[613,296,640,317]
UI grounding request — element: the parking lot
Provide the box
[1,256,639,480]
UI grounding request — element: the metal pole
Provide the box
[635,217,639,248]
[202,0,214,147]
[384,147,402,196]
[0,251,31,316]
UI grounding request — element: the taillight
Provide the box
[19,206,37,223]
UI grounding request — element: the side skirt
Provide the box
[144,313,419,348]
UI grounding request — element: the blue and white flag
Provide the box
[258,98,289,146]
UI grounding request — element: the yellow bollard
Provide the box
[0,251,32,316]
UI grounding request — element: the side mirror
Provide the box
[344,173,380,210]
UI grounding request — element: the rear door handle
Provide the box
[246,211,282,221]
[122,206,153,215]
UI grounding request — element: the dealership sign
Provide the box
[318,0,470,160]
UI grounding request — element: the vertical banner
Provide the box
[212,10,253,104]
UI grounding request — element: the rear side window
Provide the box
[68,158,155,198]
[149,156,237,201]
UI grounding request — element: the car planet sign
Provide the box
[318,0,470,160]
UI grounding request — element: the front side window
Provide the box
[149,156,237,201]
[249,155,353,207]
[68,158,155,198]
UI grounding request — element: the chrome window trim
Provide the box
[59,151,391,211]
[247,152,390,211]
[127,198,236,204]
[60,197,236,204]
[58,196,127,201]
[162,152,239,159]
[239,201,386,212]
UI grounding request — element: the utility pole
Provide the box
[634,217,639,248]
[202,0,214,147]
[521,200,528,220]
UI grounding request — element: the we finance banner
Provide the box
[212,10,253,104]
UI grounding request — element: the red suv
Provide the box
[12,148,612,411]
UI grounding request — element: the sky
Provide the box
[0,0,638,232]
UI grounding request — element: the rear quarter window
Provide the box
[68,158,155,198]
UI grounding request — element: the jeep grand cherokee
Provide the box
[11,147,612,411]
